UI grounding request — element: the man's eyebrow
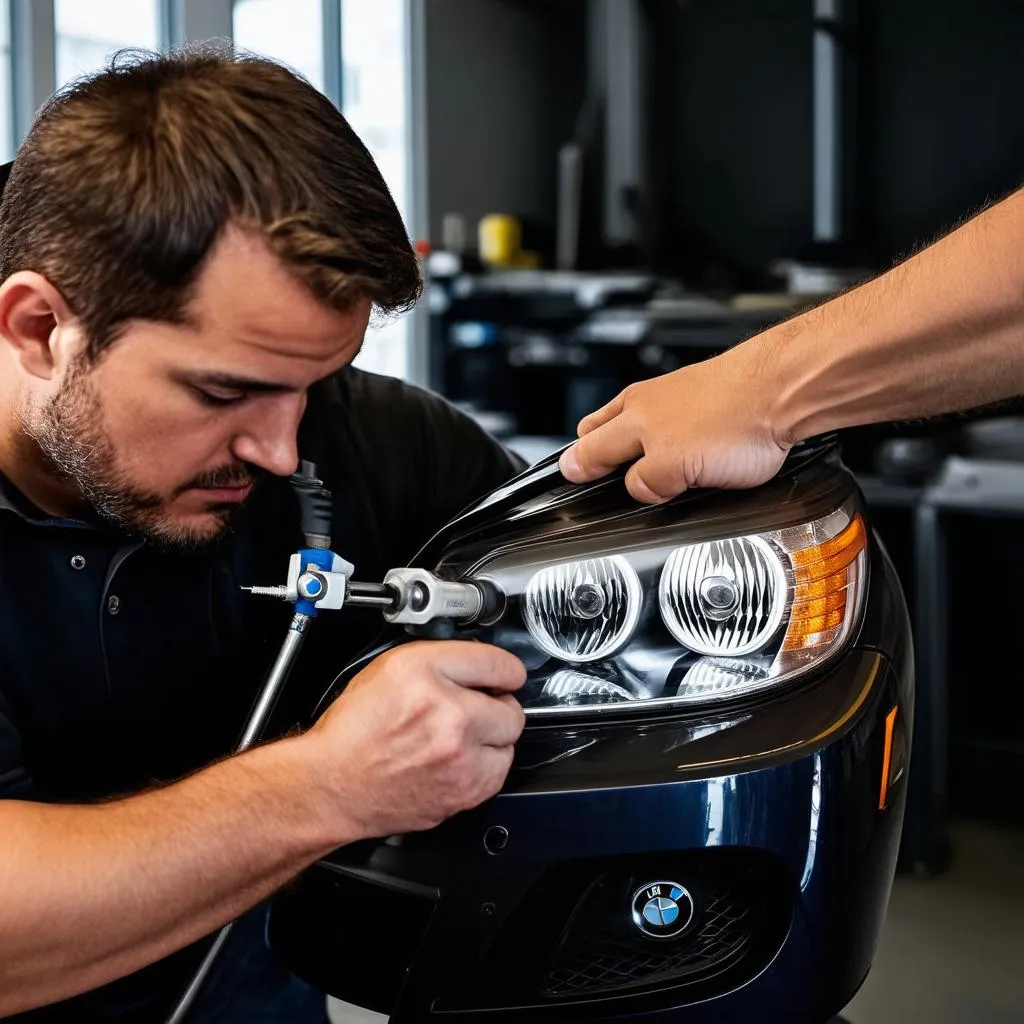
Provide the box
[182,371,296,393]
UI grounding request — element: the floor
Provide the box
[844,819,1024,1024]
[327,819,1024,1024]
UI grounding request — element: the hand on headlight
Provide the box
[308,641,526,840]
[558,348,791,503]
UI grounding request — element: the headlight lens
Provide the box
[523,555,642,663]
[467,496,868,716]
[659,535,787,656]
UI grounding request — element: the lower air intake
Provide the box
[443,848,793,1015]
[544,879,754,997]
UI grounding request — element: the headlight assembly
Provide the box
[465,497,868,716]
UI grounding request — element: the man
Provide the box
[559,186,1024,500]
[0,49,526,1021]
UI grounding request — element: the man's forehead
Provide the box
[186,224,370,352]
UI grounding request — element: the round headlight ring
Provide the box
[659,535,789,656]
[523,554,642,663]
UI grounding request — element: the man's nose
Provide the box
[230,394,305,477]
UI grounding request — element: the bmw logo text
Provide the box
[631,880,694,939]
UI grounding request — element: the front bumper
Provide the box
[270,547,913,1024]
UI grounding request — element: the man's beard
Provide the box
[20,362,257,552]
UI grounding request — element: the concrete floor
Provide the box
[328,819,1024,1023]
[845,819,1024,1024]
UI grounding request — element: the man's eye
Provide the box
[193,388,247,407]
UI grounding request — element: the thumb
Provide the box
[624,456,682,504]
[560,418,644,483]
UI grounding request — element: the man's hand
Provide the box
[308,640,526,839]
[0,640,524,1014]
[558,347,791,503]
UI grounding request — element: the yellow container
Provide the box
[478,213,522,267]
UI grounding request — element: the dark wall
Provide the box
[650,0,1024,285]
[860,0,1024,262]
[650,0,813,287]
[423,0,586,252]
[423,0,1024,281]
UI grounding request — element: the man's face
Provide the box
[20,226,371,549]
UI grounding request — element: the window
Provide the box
[342,0,408,223]
[232,0,324,93]
[341,0,412,380]
[0,0,11,162]
[55,0,160,90]
[233,0,414,380]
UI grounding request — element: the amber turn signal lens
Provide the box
[879,705,900,810]
[783,514,867,652]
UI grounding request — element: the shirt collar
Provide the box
[0,472,95,529]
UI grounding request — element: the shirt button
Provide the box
[70,555,86,570]
[107,595,121,615]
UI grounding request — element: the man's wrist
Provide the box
[726,323,806,451]
[239,733,366,856]
[746,301,839,450]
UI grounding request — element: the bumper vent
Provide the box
[443,848,793,1015]
[544,882,753,997]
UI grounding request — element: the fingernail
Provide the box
[559,446,582,481]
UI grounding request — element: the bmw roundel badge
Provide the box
[631,880,694,939]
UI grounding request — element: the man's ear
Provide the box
[0,271,78,380]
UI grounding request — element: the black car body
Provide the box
[269,436,914,1023]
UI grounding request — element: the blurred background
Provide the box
[1,2,1022,1020]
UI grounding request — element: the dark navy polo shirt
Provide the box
[0,366,521,1022]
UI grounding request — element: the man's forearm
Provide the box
[759,187,1024,445]
[0,735,347,1016]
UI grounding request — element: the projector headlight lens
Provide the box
[523,555,642,663]
[659,535,787,656]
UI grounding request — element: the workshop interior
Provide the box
[2,1,1023,1023]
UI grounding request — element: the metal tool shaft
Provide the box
[164,925,234,1024]
[344,580,399,609]
[238,614,310,749]
[164,612,311,1024]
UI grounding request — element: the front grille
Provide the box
[544,881,753,997]
[442,848,793,1016]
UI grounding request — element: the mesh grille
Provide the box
[441,849,793,1013]
[543,878,754,998]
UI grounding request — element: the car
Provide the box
[267,434,914,1024]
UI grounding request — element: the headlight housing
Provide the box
[464,496,867,717]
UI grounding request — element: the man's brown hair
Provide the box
[0,46,421,358]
